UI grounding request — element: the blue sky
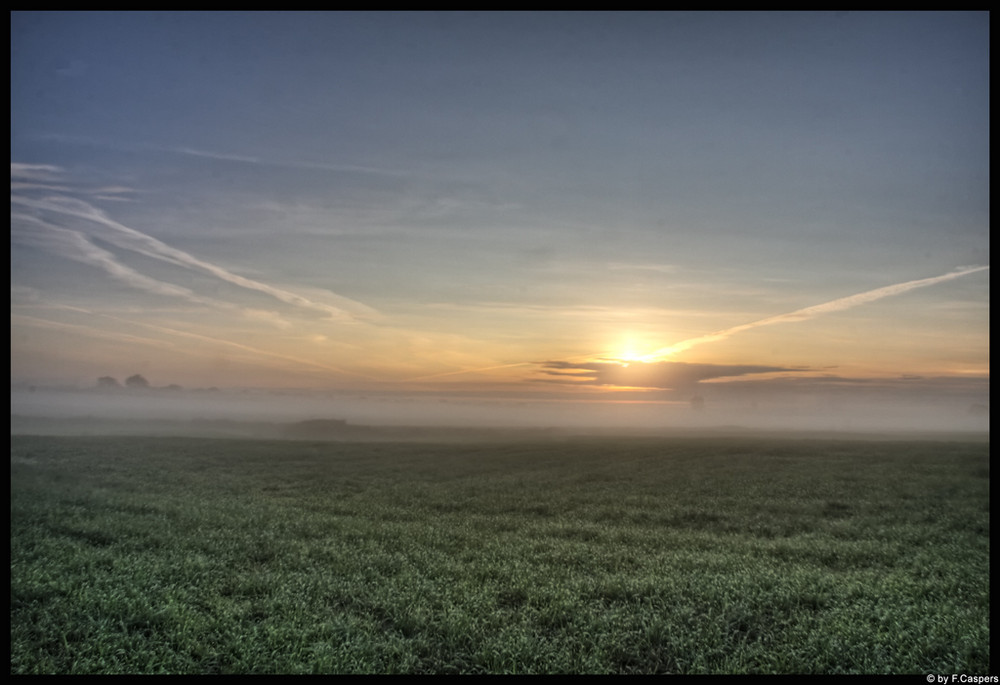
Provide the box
[10,12,989,429]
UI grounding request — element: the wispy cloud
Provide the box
[606,262,677,274]
[12,163,138,199]
[13,213,210,303]
[639,266,991,361]
[173,147,262,164]
[533,360,807,390]
[11,313,184,353]
[406,360,537,382]
[13,308,375,380]
[12,212,297,329]
[10,163,64,182]
[110,315,375,379]
[173,145,409,178]
[28,136,409,179]
[11,192,378,322]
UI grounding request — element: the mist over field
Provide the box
[10,378,989,437]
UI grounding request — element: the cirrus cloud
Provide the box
[533,360,808,390]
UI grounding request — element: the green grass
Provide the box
[10,435,990,674]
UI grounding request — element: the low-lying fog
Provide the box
[10,382,989,437]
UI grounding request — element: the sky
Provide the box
[10,12,990,430]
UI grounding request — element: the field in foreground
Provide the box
[10,434,990,674]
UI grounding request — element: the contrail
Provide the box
[411,267,990,381]
[14,308,376,380]
[13,213,221,306]
[639,266,990,361]
[13,213,300,329]
[406,360,536,382]
[174,146,408,177]
[11,194,379,322]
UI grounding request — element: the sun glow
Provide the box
[611,335,666,366]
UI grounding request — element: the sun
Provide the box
[619,347,644,364]
[611,335,656,366]
[603,333,681,367]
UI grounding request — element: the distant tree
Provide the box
[97,376,121,389]
[125,374,150,389]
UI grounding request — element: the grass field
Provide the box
[10,434,990,674]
